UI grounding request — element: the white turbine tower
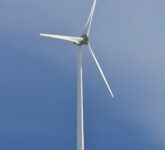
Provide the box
[40,0,114,150]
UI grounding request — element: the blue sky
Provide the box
[0,0,165,149]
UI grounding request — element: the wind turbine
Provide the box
[40,0,114,150]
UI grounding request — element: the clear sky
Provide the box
[0,0,165,150]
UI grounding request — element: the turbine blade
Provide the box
[40,34,83,44]
[82,0,96,36]
[87,44,114,98]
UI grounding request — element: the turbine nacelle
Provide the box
[74,35,89,46]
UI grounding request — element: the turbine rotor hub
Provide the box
[77,34,89,46]
[81,34,89,44]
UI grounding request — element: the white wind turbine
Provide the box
[40,0,114,150]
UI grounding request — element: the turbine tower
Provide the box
[40,0,114,150]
